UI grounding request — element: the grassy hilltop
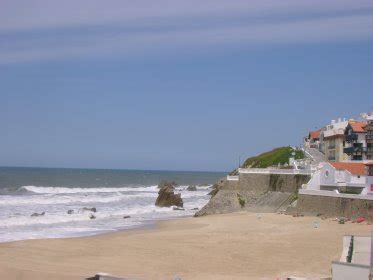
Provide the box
[242,146,304,168]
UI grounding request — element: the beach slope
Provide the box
[0,212,370,280]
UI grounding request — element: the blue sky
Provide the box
[1,1,373,171]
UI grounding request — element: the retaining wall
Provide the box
[195,173,309,216]
[294,194,373,220]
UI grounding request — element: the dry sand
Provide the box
[0,212,371,280]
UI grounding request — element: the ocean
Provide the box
[0,167,225,243]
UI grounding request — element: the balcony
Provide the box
[344,146,366,155]
[345,133,358,142]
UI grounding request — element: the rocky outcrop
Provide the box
[195,173,309,217]
[207,178,226,197]
[82,207,97,212]
[67,209,74,214]
[187,185,197,191]
[158,180,178,189]
[155,186,183,208]
[195,190,255,216]
[89,213,96,219]
[31,211,45,217]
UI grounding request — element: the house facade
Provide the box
[303,161,372,195]
[344,121,367,160]
[320,118,348,162]
[365,114,373,160]
[304,129,321,149]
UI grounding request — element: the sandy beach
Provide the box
[0,212,370,280]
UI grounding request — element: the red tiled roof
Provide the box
[349,121,366,133]
[329,162,366,176]
[309,129,321,140]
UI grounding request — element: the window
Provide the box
[325,170,329,178]
[369,166,373,176]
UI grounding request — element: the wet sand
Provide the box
[0,212,370,280]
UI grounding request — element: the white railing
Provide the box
[226,175,239,181]
[299,189,373,200]
[238,168,311,175]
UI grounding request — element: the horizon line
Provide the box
[0,165,228,174]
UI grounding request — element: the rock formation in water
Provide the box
[158,180,178,189]
[187,185,197,191]
[31,211,45,217]
[155,185,183,208]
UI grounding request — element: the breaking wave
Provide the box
[21,185,158,194]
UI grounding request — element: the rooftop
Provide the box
[348,121,366,133]
[309,129,321,140]
[329,162,366,176]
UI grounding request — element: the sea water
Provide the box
[0,167,225,242]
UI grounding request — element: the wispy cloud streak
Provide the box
[1,1,373,64]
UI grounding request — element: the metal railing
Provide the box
[346,133,358,142]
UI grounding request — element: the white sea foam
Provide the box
[0,192,158,206]
[0,204,175,227]
[21,185,159,194]
[0,183,211,242]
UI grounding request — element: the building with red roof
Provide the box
[301,161,373,196]
[304,129,322,149]
[344,120,368,161]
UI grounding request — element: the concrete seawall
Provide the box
[293,194,373,221]
[195,173,310,216]
[237,173,309,194]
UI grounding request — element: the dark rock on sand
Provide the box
[89,214,96,219]
[123,215,131,219]
[67,209,74,214]
[187,185,197,191]
[155,185,183,208]
[31,212,45,217]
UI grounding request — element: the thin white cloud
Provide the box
[1,0,373,31]
[1,1,373,64]
[1,14,373,64]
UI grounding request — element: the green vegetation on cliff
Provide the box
[242,146,304,168]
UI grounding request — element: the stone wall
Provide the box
[228,173,310,194]
[293,194,373,221]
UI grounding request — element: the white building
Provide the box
[319,118,349,162]
[301,161,373,196]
